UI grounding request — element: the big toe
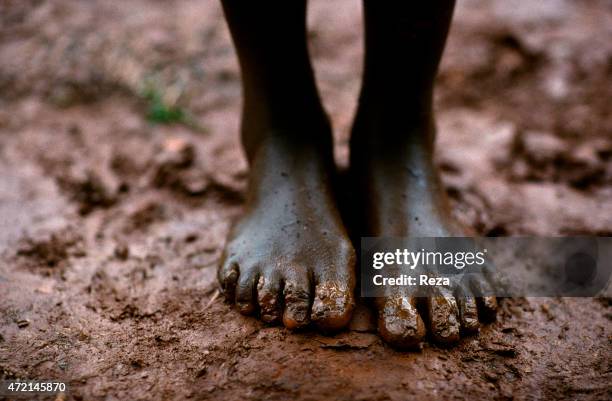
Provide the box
[311,281,354,331]
[377,295,426,349]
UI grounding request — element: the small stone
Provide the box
[16,319,29,328]
[114,244,130,260]
[521,131,566,163]
[157,137,195,168]
[484,371,499,382]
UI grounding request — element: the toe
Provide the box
[311,280,354,331]
[456,286,480,333]
[282,268,312,330]
[469,276,498,321]
[428,288,461,344]
[235,267,258,315]
[310,242,356,331]
[257,273,282,323]
[477,296,498,321]
[377,295,425,349]
[218,259,239,301]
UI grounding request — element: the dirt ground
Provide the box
[1,0,611,400]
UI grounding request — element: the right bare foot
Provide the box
[218,136,356,331]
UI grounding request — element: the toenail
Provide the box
[311,282,353,329]
[312,283,351,317]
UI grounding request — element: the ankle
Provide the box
[241,100,332,158]
[350,111,436,166]
[245,134,336,206]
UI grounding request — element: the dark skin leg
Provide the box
[218,0,355,331]
[351,0,497,348]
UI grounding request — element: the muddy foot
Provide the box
[352,122,497,349]
[218,137,355,331]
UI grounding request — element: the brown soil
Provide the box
[1,0,611,400]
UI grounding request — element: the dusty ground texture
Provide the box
[1,0,611,400]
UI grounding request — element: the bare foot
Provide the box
[352,120,497,348]
[218,136,355,331]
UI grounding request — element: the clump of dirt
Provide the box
[0,1,611,400]
[15,228,84,272]
[56,168,120,215]
[152,137,196,185]
[507,131,611,189]
[122,201,167,234]
[148,136,245,203]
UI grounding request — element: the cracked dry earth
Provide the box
[1,0,611,400]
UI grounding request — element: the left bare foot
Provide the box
[351,119,497,349]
